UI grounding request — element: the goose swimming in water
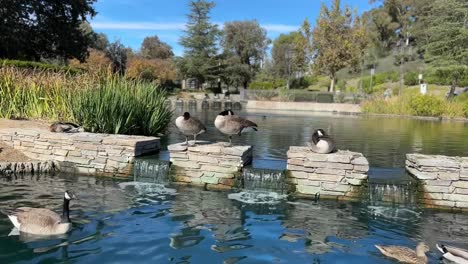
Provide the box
[214,110,257,146]
[175,112,206,146]
[4,190,77,235]
[375,242,429,264]
[307,129,336,154]
[437,244,468,264]
[49,122,84,133]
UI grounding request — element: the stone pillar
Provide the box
[406,153,468,209]
[287,147,369,199]
[168,142,253,190]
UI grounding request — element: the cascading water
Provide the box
[366,168,418,206]
[242,167,286,194]
[133,159,171,184]
[228,167,288,205]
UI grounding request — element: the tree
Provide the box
[106,41,128,75]
[0,0,97,62]
[311,0,368,92]
[221,20,269,88]
[140,35,174,60]
[179,0,220,89]
[126,57,177,83]
[272,33,298,89]
[92,33,110,52]
[69,48,112,74]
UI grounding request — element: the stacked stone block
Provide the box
[168,142,252,190]
[0,129,159,177]
[406,153,468,209]
[287,147,369,198]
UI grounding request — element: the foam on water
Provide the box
[119,182,177,197]
[365,205,421,221]
[227,191,287,204]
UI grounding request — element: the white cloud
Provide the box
[262,24,299,33]
[91,21,298,33]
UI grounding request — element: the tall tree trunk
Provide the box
[330,77,335,92]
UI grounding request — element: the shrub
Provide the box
[464,102,468,118]
[316,93,334,103]
[0,59,82,74]
[408,95,445,117]
[336,79,346,91]
[425,66,468,86]
[361,71,399,94]
[249,79,286,90]
[404,72,419,86]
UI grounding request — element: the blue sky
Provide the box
[91,0,377,56]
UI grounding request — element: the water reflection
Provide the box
[0,173,468,263]
[164,110,468,168]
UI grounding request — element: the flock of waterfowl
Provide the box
[2,110,467,263]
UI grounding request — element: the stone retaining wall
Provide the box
[0,161,57,175]
[0,129,159,177]
[406,153,468,209]
[287,147,369,199]
[168,142,252,190]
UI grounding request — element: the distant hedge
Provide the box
[405,66,468,87]
[0,59,83,74]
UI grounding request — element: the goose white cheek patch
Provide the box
[64,192,71,200]
[317,130,323,136]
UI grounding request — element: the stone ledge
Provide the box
[0,161,57,175]
[287,146,369,198]
[406,153,468,209]
[0,129,160,177]
[168,141,252,188]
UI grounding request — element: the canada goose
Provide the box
[437,244,468,264]
[50,122,84,133]
[175,112,206,146]
[214,110,257,146]
[4,190,77,235]
[375,242,429,264]
[307,129,336,154]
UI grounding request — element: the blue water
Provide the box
[0,173,467,263]
[1,110,468,263]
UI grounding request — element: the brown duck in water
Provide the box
[375,242,429,264]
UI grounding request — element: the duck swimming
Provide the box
[375,242,429,264]
[4,190,77,235]
[175,112,206,146]
[307,129,336,154]
[214,110,257,146]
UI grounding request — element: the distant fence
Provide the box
[241,89,367,104]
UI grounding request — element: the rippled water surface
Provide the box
[162,110,468,168]
[1,173,468,263]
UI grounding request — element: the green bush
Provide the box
[336,79,346,91]
[425,66,468,87]
[409,95,445,117]
[290,76,318,89]
[249,79,286,90]
[316,93,334,103]
[0,59,82,74]
[463,103,468,118]
[361,71,399,94]
[404,72,419,86]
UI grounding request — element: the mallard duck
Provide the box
[4,191,77,235]
[437,244,468,264]
[214,110,257,146]
[307,129,336,154]
[49,122,84,133]
[175,112,206,146]
[375,242,429,264]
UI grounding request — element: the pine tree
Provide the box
[179,0,220,89]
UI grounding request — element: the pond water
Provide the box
[1,173,467,263]
[162,109,468,169]
[1,110,467,263]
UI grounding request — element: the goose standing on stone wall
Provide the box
[214,110,257,146]
[375,242,429,264]
[175,112,206,146]
[3,190,77,235]
[307,129,336,154]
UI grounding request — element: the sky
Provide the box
[91,0,377,56]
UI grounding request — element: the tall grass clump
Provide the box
[0,67,172,136]
[71,75,172,135]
